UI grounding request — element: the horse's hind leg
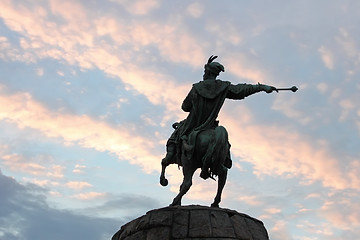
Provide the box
[170,166,196,206]
[211,165,228,208]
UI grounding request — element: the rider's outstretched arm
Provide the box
[226,83,277,100]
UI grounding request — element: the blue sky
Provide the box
[0,0,359,239]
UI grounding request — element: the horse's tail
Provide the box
[202,126,229,176]
[213,126,229,165]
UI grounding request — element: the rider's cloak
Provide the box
[178,79,262,168]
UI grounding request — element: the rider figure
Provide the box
[161,56,277,179]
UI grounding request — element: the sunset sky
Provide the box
[1,0,360,239]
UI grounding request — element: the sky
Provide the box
[0,0,359,239]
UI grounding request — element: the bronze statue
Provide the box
[160,55,297,207]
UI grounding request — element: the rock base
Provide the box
[112,205,269,240]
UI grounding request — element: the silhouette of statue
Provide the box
[160,55,281,207]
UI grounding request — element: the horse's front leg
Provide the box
[160,144,177,186]
[211,165,228,208]
[170,166,196,206]
[160,161,169,186]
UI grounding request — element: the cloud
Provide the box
[221,109,360,190]
[0,147,65,179]
[336,28,359,59]
[0,35,36,63]
[86,194,160,212]
[0,88,161,173]
[80,193,162,221]
[187,2,204,18]
[50,0,90,29]
[24,178,60,187]
[205,21,243,46]
[272,93,312,125]
[319,193,360,231]
[71,192,106,200]
[270,220,292,240]
[296,221,334,238]
[237,195,263,206]
[0,169,119,240]
[65,181,92,189]
[265,208,282,214]
[1,2,360,239]
[110,0,161,15]
[318,46,334,70]
[0,0,198,115]
[339,98,356,121]
[222,54,267,83]
[316,82,328,93]
[305,193,321,199]
[35,68,44,76]
[72,164,86,174]
[317,27,360,76]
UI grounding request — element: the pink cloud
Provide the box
[272,93,312,125]
[0,88,161,173]
[181,175,228,203]
[71,191,106,200]
[220,109,359,190]
[65,181,92,189]
[223,54,267,83]
[265,208,282,214]
[0,0,211,126]
[270,220,292,240]
[110,0,161,15]
[0,148,65,179]
[237,195,263,206]
[205,21,243,46]
[72,164,86,174]
[2,0,357,197]
[318,45,334,70]
[187,2,204,18]
[319,193,360,231]
[296,221,334,237]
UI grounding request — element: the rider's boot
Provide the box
[200,167,210,179]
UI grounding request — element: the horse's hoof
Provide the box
[160,177,168,186]
[170,202,181,207]
[210,203,219,208]
[170,198,181,206]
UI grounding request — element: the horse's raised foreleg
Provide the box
[160,144,177,186]
[170,166,196,206]
[160,161,169,186]
[211,165,228,208]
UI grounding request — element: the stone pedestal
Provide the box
[112,205,269,240]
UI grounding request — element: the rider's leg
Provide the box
[161,143,176,166]
[200,163,210,179]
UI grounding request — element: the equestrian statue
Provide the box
[159,55,297,207]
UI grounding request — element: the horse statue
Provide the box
[160,125,230,208]
[159,55,284,208]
